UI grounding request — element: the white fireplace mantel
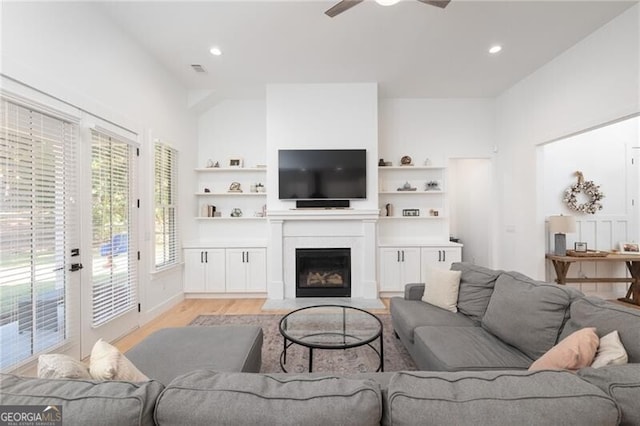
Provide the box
[266,210,380,301]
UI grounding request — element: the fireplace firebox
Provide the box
[296,248,351,297]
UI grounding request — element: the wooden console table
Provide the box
[545,253,640,306]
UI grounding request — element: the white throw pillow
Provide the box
[37,354,92,379]
[89,338,149,381]
[421,267,462,313]
[591,330,628,368]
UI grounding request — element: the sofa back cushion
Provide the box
[451,262,502,322]
[560,297,640,363]
[481,271,579,360]
[155,370,382,426]
[387,370,619,426]
[0,373,163,426]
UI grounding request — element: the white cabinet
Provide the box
[421,247,462,276]
[183,248,226,292]
[184,247,266,293]
[379,247,422,292]
[225,248,267,292]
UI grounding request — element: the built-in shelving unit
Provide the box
[195,167,267,219]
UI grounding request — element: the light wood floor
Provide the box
[114,298,391,353]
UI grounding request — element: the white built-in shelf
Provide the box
[378,216,447,220]
[378,166,445,171]
[195,167,267,172]
[379,190,445,195]
[195,192,267,196]
[196,217,267,221]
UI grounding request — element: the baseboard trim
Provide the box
[139,292,184,325]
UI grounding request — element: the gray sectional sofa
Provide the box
[2,262,640,425]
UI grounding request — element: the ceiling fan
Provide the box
[325,0,451,18]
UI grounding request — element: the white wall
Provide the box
[379,99,496,166]
[266,83,379,211]
[1,2,196,323]
[495,5,640,278]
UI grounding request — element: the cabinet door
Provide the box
[204,249,226,292]
[184,249,206,292]
[225,249,247,292]
[421,247,462,278]
[379,248,402,291]
[379,247,421,291]
[244,248,267,292]
[400,247,422,284]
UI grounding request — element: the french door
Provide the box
[80,127,139,357]
[0,97,80,370]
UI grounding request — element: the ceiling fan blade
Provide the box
[325,0,364,17]
[417,0,451,9]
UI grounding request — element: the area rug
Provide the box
[189,314,416,374]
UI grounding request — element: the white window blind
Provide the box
[154,143,178,270]
[0,98,76,370]
[91,129,137,327]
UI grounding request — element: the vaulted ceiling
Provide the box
[101,1,637,99]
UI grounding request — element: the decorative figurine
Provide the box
[204,187,211,193]
[228,182,242,193]
[206,159,214,168]
[400,155,413,166]
[230,208,243,217]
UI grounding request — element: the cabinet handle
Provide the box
[205,251,208,263]
[443,250,446,262]
[397,251,400,263]
[200,251,204,263]
[246,251,249,263]
[242,251,246,263]
[438,250,442,262]
[401,250,405,262]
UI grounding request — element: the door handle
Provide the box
[69,263,83,272]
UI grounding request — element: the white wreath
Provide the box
[563,171,604,214]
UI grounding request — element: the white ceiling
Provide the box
[101,0,636,100]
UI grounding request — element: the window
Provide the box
[0,98,76,369]
[91,129,137,327]
[154,142,178,270]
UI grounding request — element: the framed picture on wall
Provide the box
[619,242,640,254]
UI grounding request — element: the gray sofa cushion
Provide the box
[125,326,263,385]
[0,373,163,426]
[390,298,477,343]
[578,365,640,426]
[155,370,382,426]
[387,370,619,426]
[451,262,503,322]
[412,326,533,371]
[559,297,640,363]
[481,271,576,360]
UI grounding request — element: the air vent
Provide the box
[191,64,207,73]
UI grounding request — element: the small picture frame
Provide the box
[402,208,420,217]
[574,242,588,252]
[619,242,640,254]
[228,157,243,168]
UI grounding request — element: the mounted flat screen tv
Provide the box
[278,149,367,200]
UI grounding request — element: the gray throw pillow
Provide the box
[481,271,574,360]
[451,262,502,322]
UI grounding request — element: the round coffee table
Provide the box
[278,305,383,373]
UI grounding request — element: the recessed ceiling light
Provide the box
[209,47,222,56]
[375,0,400,6]
[489,45,502,54]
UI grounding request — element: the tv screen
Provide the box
[278,149,367,200]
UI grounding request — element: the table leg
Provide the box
[309,348,313,373]
[550,260,571,285]
[623,261,640,305]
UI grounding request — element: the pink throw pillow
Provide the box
[528,327,599,372]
